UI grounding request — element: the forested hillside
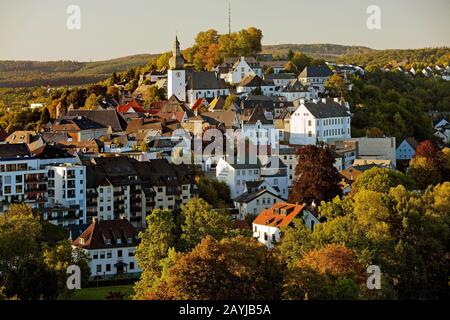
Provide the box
[0,54,155,87]
[338,47,450,70]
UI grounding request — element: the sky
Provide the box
[0,0,449,61]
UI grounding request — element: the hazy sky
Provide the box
[0,0,449,61]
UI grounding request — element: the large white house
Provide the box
[236,75,276,96]
[186,71,230,106]
[289,98,352,145]
[242,106,276,146]
[253,202,319,249]
[298,65,334,94]
[277,78,318,102]
[0,143,85,226]
[233,181,284,220]
[216,156,262,199]
[72,219,141,279]
[218,57,263,85]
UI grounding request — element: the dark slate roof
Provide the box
[303,100,350,119]
[282,79,309,92]
[299,65,333,78]
[234,188,282,203]
[57,117,106,130]
[0,143,32,160]
[238,75,273,87]
[66,110,127,132]
[34,144,75,159]
[186,71,228,90]
[265,73,296,81]
[246,105,273,125]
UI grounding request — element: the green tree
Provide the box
[181,198,232,250]
[134,209,176,299]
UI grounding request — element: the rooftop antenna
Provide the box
[228,0,231,34]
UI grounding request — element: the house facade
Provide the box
[289,98,352,145]
[72,219,141,279]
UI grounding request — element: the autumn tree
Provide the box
[148,236,282,300]
[325,73,347,97]
[312,181,450,299]
[289,145,342,205]
[408,140,448,189]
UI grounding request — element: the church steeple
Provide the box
[169,35,184,70]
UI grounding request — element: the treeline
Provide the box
[0,55,154,88]
[338,47,450,70]
[262,43,374,60]
[347,70,450,141]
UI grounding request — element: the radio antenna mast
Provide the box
[228,0,231,34]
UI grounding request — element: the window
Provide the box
[264,233,268,241]
[106,250,112,258]
[128,249,135,257]
[106,264,111,272]
[93,252,98,259]
[16,175,22,183]
[129,262,135,270]
[118,250,123,258]
[96,264,102,273]
[254,226,257,232]
[99,251,105,259]
[272,234,276,242]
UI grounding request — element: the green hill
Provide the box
[261,43,374,60]
[0,54,156,88]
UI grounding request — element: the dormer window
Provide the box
[117,238,122,245]
[127,237,133,244]
[80,238,85,245]
[105,239,111,246]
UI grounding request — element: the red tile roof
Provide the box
[253,202,306,228]
[117,100,146,113]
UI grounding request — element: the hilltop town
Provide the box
[0,29,449,301]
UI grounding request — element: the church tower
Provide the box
[167,36,186,102]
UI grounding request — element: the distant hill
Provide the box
[261,43,375,60]
[0,54,156,88]
[336,47,450,69]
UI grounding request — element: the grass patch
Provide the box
[71,284,135,300]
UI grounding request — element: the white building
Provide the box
[236,75,276,96]
[242,106,276,146]
[216,156,262,199]
[298,65,334,94]
[253,202,319,249]
[0,143,84,226]
[396,138,418,160]
[233,181,284,220]
[289,98,351,146]
[72,219,141,279]
[349,137,397,168]
[186,71,230,105]
[167,36,186,102]
[264,73,296,88]
[46,164,87,226]
[218,57,263,85]
[278,79,318,102]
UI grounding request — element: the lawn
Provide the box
[71,284,135,300]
